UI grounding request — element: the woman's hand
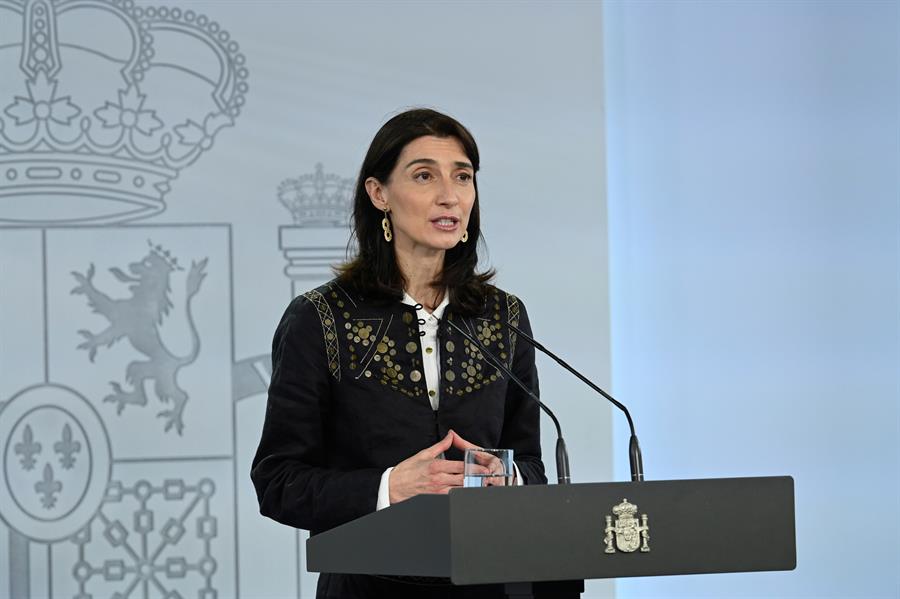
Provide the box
[388,430,484,503]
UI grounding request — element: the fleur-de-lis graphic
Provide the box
[35,463,62,509]
[14,424,41,471]
[54,423,81,469]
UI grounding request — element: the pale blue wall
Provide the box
[605,1,899,597]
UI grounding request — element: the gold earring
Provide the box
[461,229,469,243]
[382,208,392,242]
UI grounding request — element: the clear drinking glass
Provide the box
[463,448,514,487]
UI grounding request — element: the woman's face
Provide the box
[366,135,476,254]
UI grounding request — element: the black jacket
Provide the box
[251,279,546,535]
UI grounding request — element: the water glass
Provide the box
[463,448,514,487]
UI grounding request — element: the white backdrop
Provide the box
[0,2,612,598]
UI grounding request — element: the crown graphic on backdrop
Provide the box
[0,0,248,226]
[278,163,354,228]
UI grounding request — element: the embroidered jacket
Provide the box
[251,279,546,535]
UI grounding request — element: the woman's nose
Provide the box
[436,178,460,205]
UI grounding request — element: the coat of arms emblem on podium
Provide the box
[604,498,651,553]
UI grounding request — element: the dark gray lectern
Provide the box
[307,476,795,597]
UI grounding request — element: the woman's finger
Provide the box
[449,429,481,451]
[430,471,463,488]
[474,453,501,468]
[428,459,466,474]
[463,463,491,476]
[420,432,454,459]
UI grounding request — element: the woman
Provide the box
[251,108,545,598]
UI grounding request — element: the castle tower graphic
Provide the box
[278,162,354,298]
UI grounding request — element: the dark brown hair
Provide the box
[336,108,494,315]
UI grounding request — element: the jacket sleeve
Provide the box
[499,299,548,485]
[250,296,383,534]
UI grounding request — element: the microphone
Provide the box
[505,321,645,482]
[443,317,572,485]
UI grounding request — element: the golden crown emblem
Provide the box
[611,498,639,517]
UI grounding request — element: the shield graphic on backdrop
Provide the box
[0,384,111,543]
[0,225,237,599]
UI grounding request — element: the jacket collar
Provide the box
[401,291,450,320]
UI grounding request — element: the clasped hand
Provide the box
[388,430,508,504]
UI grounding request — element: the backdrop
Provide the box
[5,2,895,598]
[0,1,611,598]
[605,1,899,598]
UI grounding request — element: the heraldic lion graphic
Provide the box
[70,242,208,435]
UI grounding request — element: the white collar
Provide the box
[402,291,449,320]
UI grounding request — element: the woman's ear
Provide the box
[365,177,388,211]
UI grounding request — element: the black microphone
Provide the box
[443,317,572,485]
[505,321,645,482]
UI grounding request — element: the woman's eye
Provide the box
[457,172,473,182]
[414,171,432,182]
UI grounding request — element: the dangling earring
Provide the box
[461,229,469,243]
[382,208,393,242]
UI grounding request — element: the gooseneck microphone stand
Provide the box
[505,321,644,482]
[444,318,572,484]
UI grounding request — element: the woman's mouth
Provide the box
[431,217,459,231]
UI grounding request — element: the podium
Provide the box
[307,476,795,597]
